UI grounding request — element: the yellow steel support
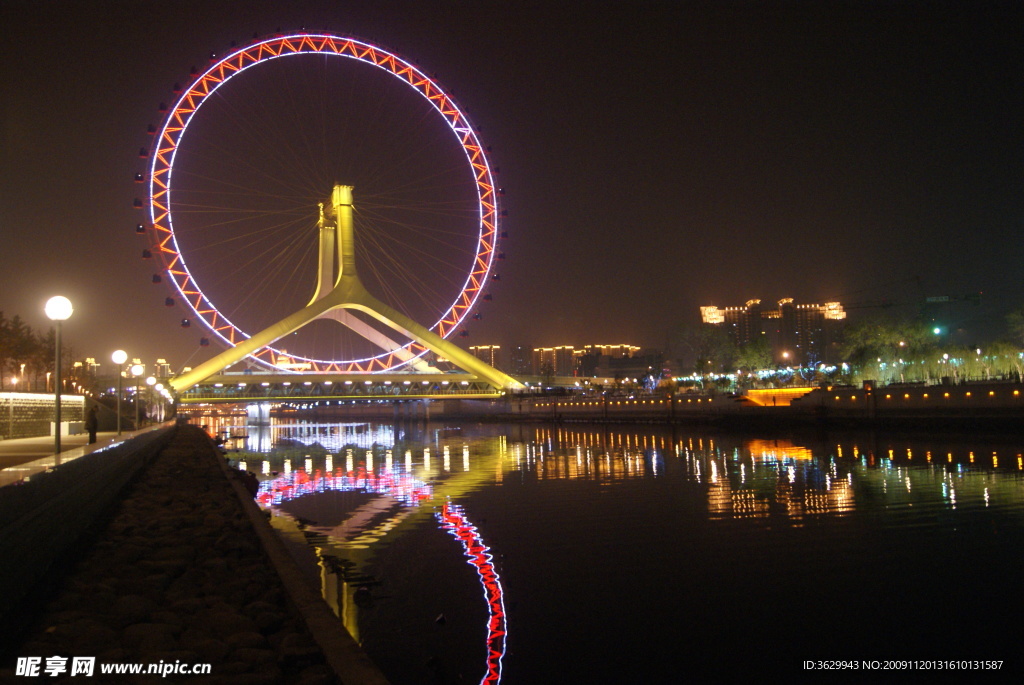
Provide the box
[307,195,435,372]
[170,185,522,393]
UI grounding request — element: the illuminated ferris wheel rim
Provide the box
[147,33,500,372]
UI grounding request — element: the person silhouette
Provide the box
[85,405,99,444]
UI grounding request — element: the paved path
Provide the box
[1,424,388,684]
[0,428,162,487]
[1,423,387,679]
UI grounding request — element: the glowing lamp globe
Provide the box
[44,296,73,321]
[112,350,128,365]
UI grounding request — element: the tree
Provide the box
[840,315,935,384]
[29,329,56,391]
[735,337,772,374]
[981,340,1022,381]
[2,315,37,390]
[1006,307,1024,347]
[684,326,737,374]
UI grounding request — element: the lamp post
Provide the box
[146,376,157,425]
[45,296,73,455]
[112,349,128,435]
[131,364,144,430]
[154,382,166,422]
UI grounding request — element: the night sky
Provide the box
[1,0,1021,370]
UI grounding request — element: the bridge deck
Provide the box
[177,373,504,403]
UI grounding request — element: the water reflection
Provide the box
[214,415,1024,682]
[438,502,506,685]
[515,427,1024,526]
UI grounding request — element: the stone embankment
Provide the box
[3,425,385,684]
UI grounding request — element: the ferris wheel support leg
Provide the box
[338,280,524,391]
[307,204,337,306]
[168,296,336,393]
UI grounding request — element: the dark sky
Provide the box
[1,0,1021,370]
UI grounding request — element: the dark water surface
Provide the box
[229,419,1024,683]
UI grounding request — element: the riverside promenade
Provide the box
[0,423,387,684]
[0,430,126,487]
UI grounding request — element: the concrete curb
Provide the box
[210,436,390,685]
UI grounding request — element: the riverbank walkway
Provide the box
[0,423,388,684]
[0,429,152,487]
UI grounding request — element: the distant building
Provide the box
[700,300,764,347]
[701,298,846,365]
[469,345,501,370]
[595,348,665,380]
[509,345,533,377]
[576,344,640,376]
[580,344,640,358]
[532,346,576,376]
[531,343,644,377]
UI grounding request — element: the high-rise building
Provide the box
[701,298,846,365]
[577,344,640,376]
[532,346,576,376]
[700,299,764,346]
[509,345,533,376]
[529,344,645,377]
[580,344,640,358]
[469,345,501,370]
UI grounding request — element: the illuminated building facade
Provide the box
[529,344,646,377]
[580,344,640,358]
[469,345,501,371]
[701,299,846,365]
[532,346,576,376]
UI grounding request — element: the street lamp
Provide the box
[131,364,144,430]
[112,349,128,435]
[45,296,73,455]
[146,376,157,425]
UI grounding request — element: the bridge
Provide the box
[177,373,507,404]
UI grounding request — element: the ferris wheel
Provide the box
[142,34,503,374]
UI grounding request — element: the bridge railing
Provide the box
[179,377,504,403]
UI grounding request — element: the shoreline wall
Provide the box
[229,380,1024,426]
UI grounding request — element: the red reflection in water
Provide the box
[439,501,506,685]
[256,467,432,507]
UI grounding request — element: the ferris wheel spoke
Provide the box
[196,222,311,285]
[222,239,317,323]
[204,89,328,197]
[171,174,319,208]
[358,230,456,304]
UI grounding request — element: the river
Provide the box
[208,416,1024,682]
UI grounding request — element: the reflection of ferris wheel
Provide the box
[144,34,501,373]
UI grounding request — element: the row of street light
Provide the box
[108,352,171,434]
[44,295,173,455]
